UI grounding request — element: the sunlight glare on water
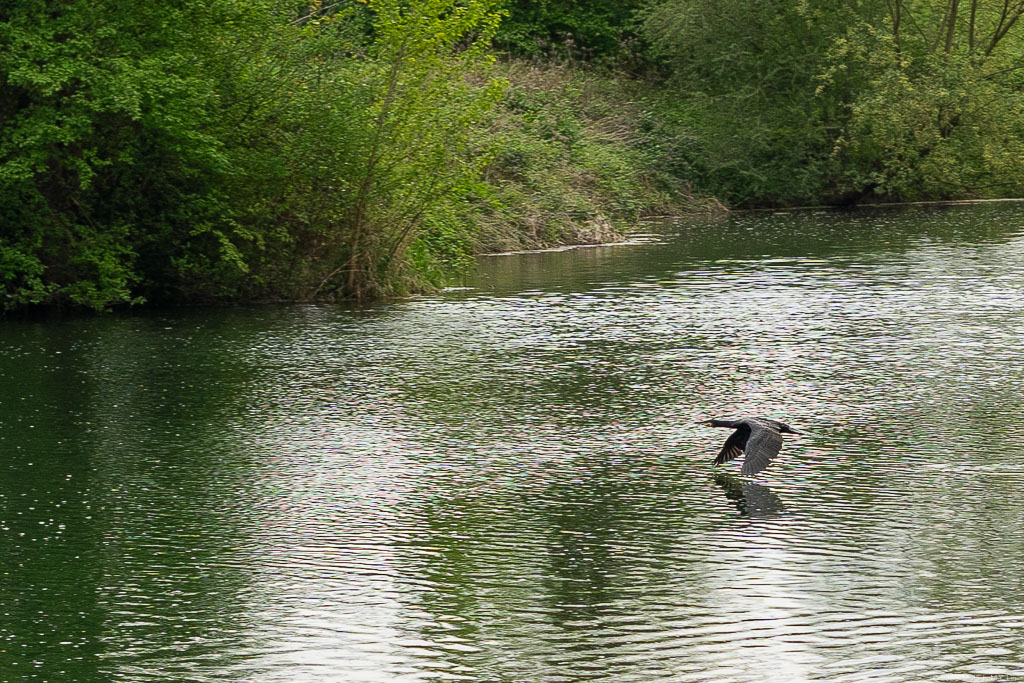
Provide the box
[3,203,1024,681]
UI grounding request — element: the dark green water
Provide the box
[4,203,1024,681]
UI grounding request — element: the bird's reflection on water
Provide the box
[714,473,785,517]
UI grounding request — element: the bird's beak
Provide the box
[789,429,803,435]
[697,420,712,426]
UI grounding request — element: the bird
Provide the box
[699,417,801,476]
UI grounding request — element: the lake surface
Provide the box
[4,203,1024,681]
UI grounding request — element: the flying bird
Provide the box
[699,417,801,476]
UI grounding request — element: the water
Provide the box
[4,203,1024,681]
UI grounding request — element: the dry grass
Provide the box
[470,59,717,253]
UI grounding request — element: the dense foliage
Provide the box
[643,0,1024,205]
[1,0,504,310]
[495,0,645,63]
[3,0,1024,311]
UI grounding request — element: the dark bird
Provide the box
[699,418,801,476]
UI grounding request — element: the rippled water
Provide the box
[4,203,1024,681]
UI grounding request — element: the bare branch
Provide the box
[885,0,903,52]
[968,0,978,52]
[944,0,959,54]
[986,0,1024,55]
[290,2,348,27]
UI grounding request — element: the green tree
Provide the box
[0,0,281,309]
[643,0,852,205]
[495,0,646,63]
[819,0,1024,199]
[336,0,505,299]
[1,0,506,311]
[251,0,506,301]
[643,0,1024,205]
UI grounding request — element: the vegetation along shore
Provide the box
[3,0,1024,312]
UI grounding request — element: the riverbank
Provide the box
[5,0,1024,314]
[467,61,723,255]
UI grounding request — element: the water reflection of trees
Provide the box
[1,314,270,680]
[8,201,1024,678]
[474,203,1024,297]
[389,449,749,679]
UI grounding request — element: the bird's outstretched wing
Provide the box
[740,423,784,475]
[714,428,746,465]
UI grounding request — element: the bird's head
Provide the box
[779,423,801,435]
